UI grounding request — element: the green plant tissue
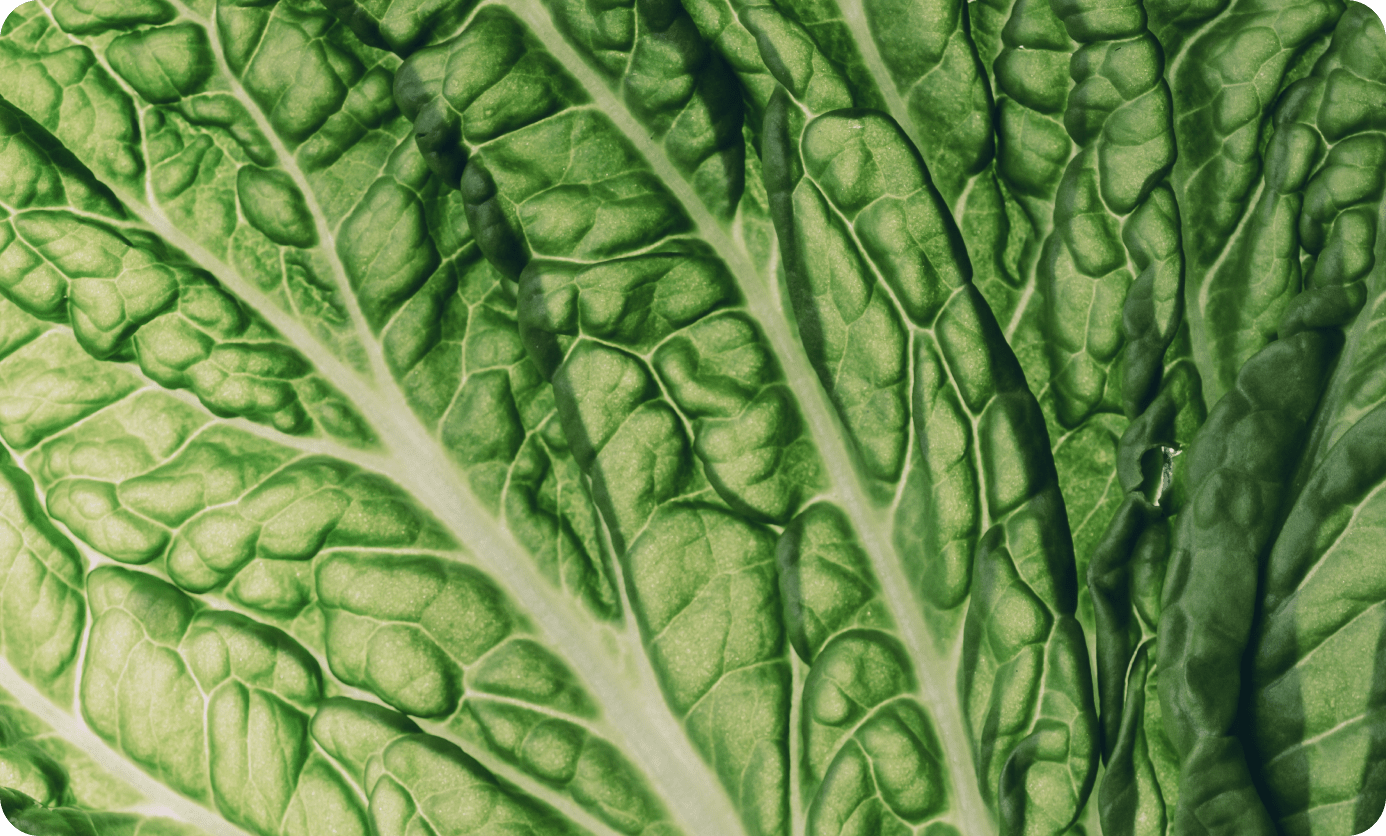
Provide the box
[0,0,1381,832]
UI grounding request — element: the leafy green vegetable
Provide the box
[0,0,1381,833]
[1088,6,1386,836]
[0,788,205,836]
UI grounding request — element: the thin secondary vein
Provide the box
[837,0,926,152]
[165,0,391,392]
[173,586,637,836]
[509,2,1001,832]
[44,165,722,836]
[0,654,256,836]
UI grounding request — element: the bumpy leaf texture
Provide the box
[0,0,1378,833]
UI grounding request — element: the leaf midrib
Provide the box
[2,374,639,836]
[114,182,737,836]
[19,5,741,833]
[802,163,997,834]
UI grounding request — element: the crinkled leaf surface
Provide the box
[0,0,1379,834]
[1087,6,1386,836]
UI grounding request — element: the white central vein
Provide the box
[813,6,1002,830]
[6,356,631,836]
[837,0,922,148]
[812,186,997,835]
[16,3,741,832]
[139,139,726,836]
[106,159,732,836]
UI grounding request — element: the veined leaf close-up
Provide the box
[0,0,1380,830]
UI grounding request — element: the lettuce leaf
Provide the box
[0,0,1380,834]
